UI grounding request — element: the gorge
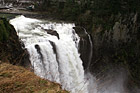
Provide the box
[0,0,140,93]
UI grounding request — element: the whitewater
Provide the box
[10,15,97,93]
[10,15,128,93]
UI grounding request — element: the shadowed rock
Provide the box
[44,29,60,39]
[49,41,57,55]
[0,18,31,69]
[73,26,93,70]
[35,44,43,61]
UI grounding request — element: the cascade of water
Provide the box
[10,15,127,93]
[10,15,93,93]
[82,27,93,71]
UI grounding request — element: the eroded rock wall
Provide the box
[91,13,140,91]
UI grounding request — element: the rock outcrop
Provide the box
[91,13,140,90]
[0,17,30,68]
[44,29,60,39]
[73,26,93,70]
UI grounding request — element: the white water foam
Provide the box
[10,15,94,93]
[10,15,128,93]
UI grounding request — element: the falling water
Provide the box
[10,15,96,93]
[82,27,93,71]
[10,15,128,93]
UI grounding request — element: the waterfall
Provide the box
[10,15,127,93]
[82,27,93,71]
[10,15,96,93]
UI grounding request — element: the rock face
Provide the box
[0,18,30,68]
[73,26,93,70]
[91,13,140,90]
[44,29,60,39]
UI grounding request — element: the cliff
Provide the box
[0,17,30,67]
[91,13,140,92]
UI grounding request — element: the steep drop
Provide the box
[10,15,92,93]
[10,15,128,93]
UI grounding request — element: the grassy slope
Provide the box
[0,63,68,93]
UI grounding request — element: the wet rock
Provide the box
[49,41,57,55]
[44,29,60,39]
[74,26,93,70]
[35,44,41,53]
[73,26,86,37]
[91,13,140,88]
[35,44,43,61]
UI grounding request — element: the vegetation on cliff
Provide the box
[0,18,9,41]
[0,17,30,67]
[34,0,140,31]
[0,63,68,93]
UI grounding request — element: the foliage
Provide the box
[0,18,10,42]
[62,1,81,20]
[34,0,50,11]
